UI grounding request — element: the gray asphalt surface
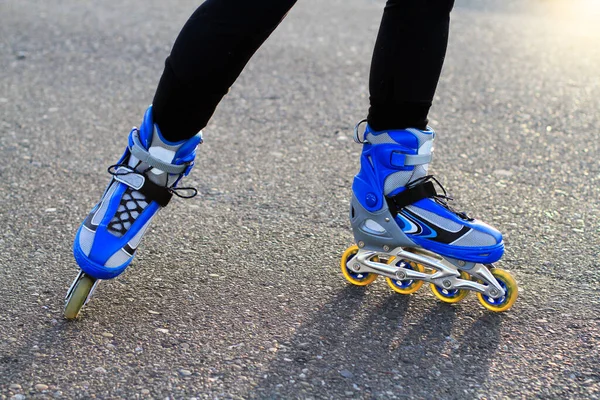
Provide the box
[1,0,599,398]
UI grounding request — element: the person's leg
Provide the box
[344,0,517,311]
[67,0,297,318]
[153,0,297,142]
[367,0,455,131]
[346,0,508,299]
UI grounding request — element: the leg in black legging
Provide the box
[367,0,455,131]
[153,0,297,142]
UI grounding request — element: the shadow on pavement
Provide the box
[250,285,504,398]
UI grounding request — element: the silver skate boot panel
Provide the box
[350,193,417,252]
[449,228,497,247]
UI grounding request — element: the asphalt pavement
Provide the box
[1,0,599,398]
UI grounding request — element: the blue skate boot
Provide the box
[340,120,518,312]
[65,105,202,319]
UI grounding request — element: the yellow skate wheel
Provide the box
[430,270,470,304]
[476,269,518,312]
[64,274,95,320]
[340,245,378,286]
[385,258,425,294]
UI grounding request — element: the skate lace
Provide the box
[108,164,198,199]
[408,175,474,221]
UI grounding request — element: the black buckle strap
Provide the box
[386,181,437,214]
[137,178,173,207]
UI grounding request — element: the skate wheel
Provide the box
[430,270,470,304]
[385,258,425,294]
[340,245,378,286]
[476,269,518,312]
[64,274,96,319]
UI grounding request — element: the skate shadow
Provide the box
[250,288,504,399]
[378,305,503,399]
[450,313,504,396]
[249,286,414,398]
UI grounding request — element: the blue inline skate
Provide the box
[340,120,518,312]
[65,106,202,319]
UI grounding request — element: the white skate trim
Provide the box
[114,166,145,190]
[127,218,153,250]
[78,225,96,256]
[407,205,463,233]
[91,182,118,226]
[105,248,133,268]
[363,219,386,234]
[400,216,420,234]
[129,129,186,175]
[148,147,176,176]
[450,228,496,247]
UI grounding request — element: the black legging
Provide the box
[153,0,455,142]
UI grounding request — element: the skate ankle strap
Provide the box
[386,181,437,214]
[129,130,188,175]
[111,166,173,207]
[390,152,432,167]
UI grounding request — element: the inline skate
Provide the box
[340,120,518,312]
[65,106,202,319]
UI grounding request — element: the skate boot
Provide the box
[340,120,518,312]
[65,105,202,319]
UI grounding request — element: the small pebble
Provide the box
[340,369,354,379]
[35,384,49,391]
[10,395,26,400]
[141,389,150,395]
[101,332,114,338]
[179,369,192,376]
[9,384,21,390]
[94,367,107,373]
[156,328,169,334]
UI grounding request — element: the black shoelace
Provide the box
[108,163,198,199]
[407,175,473,221]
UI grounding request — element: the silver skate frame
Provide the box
[65,270,100,306]
[347,247,506,298]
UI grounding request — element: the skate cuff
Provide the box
[386,181,437,214]
[130,130,189,175]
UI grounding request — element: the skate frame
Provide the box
[348,247,506,298]
[65,270,101,306]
